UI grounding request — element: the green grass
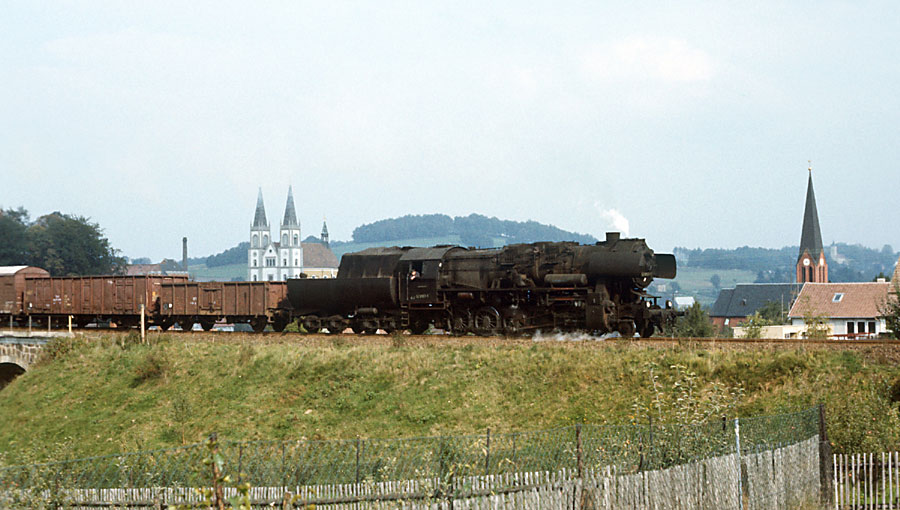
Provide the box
[1,334,899,464]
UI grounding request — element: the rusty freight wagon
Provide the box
[0,266,50,324]
[21,274,189,329]
[158,280,291,332]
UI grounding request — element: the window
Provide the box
[283,259,287,266]
[858,321,865,334]
[266,257,276,267]
[263,234,269,245]
[252,275,257,281]
[847,322,854,334]
[869,321,876,335]
[268,274,274,281]
[283,233,288,245]
[293,234,299,245]
[832,293,844,302]
[252,260,257,267]
[252,234,258,248]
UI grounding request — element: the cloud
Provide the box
[597,207,630,237]
[580,36,714,84]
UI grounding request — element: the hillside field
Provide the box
[2,333,900,465]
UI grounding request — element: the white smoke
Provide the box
[531,330,620,342]
[596,206,631,237]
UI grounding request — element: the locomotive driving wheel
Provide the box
[637,320,654,338]
[474,307,501,336]
[617,320,635,338]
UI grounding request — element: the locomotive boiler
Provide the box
[287,232,678,337]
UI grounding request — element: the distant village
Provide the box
[704,169,898,339]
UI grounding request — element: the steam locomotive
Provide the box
[287,233,678,337]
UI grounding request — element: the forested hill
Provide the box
[202,215,595,268]
[351,213,596,247]
[674,243,898,283]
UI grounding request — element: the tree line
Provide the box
[351,213,597,247]
[0,207,124,276]
[674,243,897,283]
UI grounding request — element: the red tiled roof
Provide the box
[788,282,890,319]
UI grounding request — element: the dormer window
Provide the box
[832,293,844,302]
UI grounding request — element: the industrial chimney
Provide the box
[182,237,188,272]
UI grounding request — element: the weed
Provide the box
[237,343,255,365]
[391,332,407,348]
[132,349,169,385]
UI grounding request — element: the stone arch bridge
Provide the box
[0,335,51,390]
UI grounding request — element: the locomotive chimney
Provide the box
[182,237,188,271]
[605,232,620,243]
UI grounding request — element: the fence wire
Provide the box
[0,407,822,508]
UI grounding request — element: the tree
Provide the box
[741,312,771,339]
[798,296,830,339]
[0,207,29,265]
[672,302,716,338]
[709,273,721,290]
[757,300,788,324]
[26,212,125,275]
[880,284,900,339]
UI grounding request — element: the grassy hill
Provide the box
[2,333,900,465]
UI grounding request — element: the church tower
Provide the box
[278,186,303,279]
[796,166,828,283]
[321,218,329,248]
[248,188,270,282]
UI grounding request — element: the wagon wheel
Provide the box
[449,313,469,336]
[250,317,268,333]
[199,318,216,332]
[326,316,346,334]
[474,307,501,336]
[159,319,175,332]
[271,317,289,333]
[180,318,196,331]
[301,316,321,334]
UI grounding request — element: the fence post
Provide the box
[576,424,583,479]
[818,403,834,507]
[485,428,490,475]
[734,418,743,510]
[355,436,360,484]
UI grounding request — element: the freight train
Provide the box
[288,233,679,337]
[0,233,678,337]
[0,266,291,332]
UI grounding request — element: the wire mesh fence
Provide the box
[0,406,824,509]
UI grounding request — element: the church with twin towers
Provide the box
[248,186,337,281]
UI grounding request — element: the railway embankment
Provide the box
[1,332,899,465]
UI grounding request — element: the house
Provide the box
[709,283,802,327]
[673,296,695,310]
[787,282,891,338]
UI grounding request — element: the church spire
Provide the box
[252,188,268,228]
[799,165,824,262]
[796,164,828,283]
[282,186,298,227]
[321,217,329,247]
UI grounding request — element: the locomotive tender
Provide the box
[288,232,678,337]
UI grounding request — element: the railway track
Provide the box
[5,326,898,348]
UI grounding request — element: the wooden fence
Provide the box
[0,438,821,509]
[834,452,900,509]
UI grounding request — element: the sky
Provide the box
[2,1,898,262]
